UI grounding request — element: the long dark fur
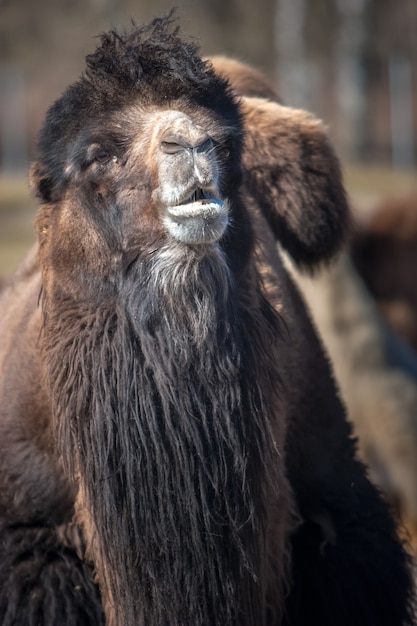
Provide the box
[0,524,104,625]
[42,242,287,625]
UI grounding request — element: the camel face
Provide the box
[150,109,229,245]
[34,98,241,301]
[60,105,233,249]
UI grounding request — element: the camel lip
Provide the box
[166,198,225,221]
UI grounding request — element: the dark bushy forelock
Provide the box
[82,12,239,112]
[86,13,219,99]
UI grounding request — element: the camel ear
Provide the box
[240,96,350,271]
[30,161,53,203]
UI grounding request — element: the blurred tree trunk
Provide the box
[333,0,368,161]
[274,0,417,164]
[0,67,28,175]
[274,0,309,108]
[200,0,276,73]
[362,0,416,163]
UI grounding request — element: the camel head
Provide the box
[31,16,245,303]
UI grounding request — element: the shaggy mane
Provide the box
[86,12,209,90]
[42,244,286,625]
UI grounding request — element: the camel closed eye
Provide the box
[94,149,117,164]
[160,139,186,154]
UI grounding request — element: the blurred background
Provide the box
[0,0,416,274]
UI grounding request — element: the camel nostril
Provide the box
[196,138,214,154]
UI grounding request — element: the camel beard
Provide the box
[43,244,283,626]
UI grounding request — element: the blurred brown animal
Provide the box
[352,192,417,354]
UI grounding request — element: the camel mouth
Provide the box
[168,188,223,215]
[164,189,229,244]
[164,188,229,244]
[183,187,214,204]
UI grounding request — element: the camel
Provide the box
[0,15,414,626]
